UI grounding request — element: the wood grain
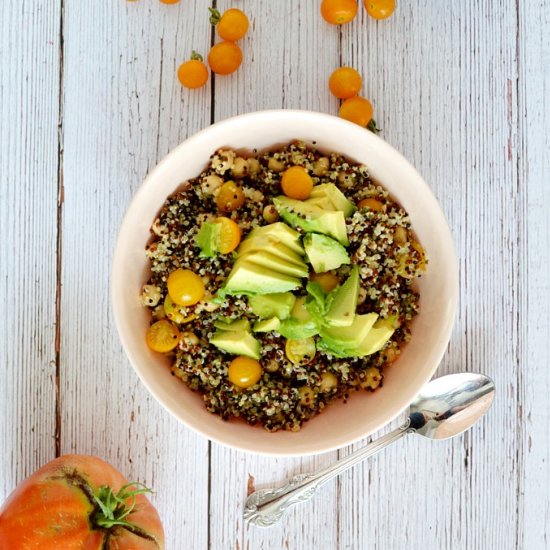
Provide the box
[58,1,211,546]
[0,1,60,496]
[520,1,550,547]
[0,1,548,549]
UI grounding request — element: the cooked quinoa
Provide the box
[142,141,426,432]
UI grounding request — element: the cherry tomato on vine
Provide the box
[210,8,249,42]
[177,52,208,89]
[364,0,396,20]
[321,0,358,25]
[339,96,374,127]
[329,67,362,99]
[208,41,243,75]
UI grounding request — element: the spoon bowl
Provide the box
[409,372,495,439]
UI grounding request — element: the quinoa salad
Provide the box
[141,141,427,432]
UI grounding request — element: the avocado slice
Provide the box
[253,317,281,333]
[319,313,378,349]
[309,183,356,217]
[278,296,319,339]
[237,237,305,266]
[303,233,350,273]
[246,222,304,255]
[305,196,334,211]
[248,293,296,319]
[195,221,222,257]
[209,330,261,359]
[353,321,395,356]
[242,250,309,279]
[325,266,359,327]
[213,317,251,332]
[273,196,349,246]
[223,259,301,295]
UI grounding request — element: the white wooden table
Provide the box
[1,1,549,548]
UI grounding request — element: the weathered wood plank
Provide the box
[519,0,550,547]
[339,2,522,549]
[208,2,340,549]
[0,1,60,496]
[58,1,210,547]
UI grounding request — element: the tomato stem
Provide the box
[367,119,381,134]
[208,7,221,25]
[190,50,203,62]
[92,482,152,529]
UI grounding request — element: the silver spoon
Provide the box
[244,372,495,528]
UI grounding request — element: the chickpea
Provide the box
[394,226,408,245]
[360,367,382,390]
[247,158,260,175]
[141,285,162,307]
[201,174,224,195]
[298,386,316,407]
[212,149,236,174]
[268,156,285,173]
[263,205,279,223]
[312,157,330,176]
[180,331,199,347]
[231,157,249,178]
[320,372,338,392]
[338,171,355,188]
[358,286,367,305]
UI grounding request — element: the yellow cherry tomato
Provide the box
[177,53,208,89]
[285,338,316,366]
[215,181,245,212]
[159,0,180,4]
[329,67,362,99]
[310,272,340,293]
[212,8,249,42]
[215,217,242,254]
[167,269,205,307]
[321,0,358,25]
[146,320,180,352]
[339,96,374,127]
[208,41,243,75]
[228,356,263,388]
[358,197,384,211]
[364,0,396,20]
[281,166,314,200]
[163,295,196,324]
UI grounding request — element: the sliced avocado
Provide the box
[303,233,350,273]
[325,266,359,327]
[195,221,222,257]
[305,196,335,211]
[209,330,261,359]
[273,196,349,246]
[237,237,305,266]
[246,222,304,255]
[223,259,301,295]
[248,293,296,319]
[320,313,378,349]
[213,317,251,332]
[242,250,309,279]
[278,296,319,339]
[353,321,395,356]
[309,183,356,217]
[253,317,281,333]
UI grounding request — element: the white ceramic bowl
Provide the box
[112,110,458,457]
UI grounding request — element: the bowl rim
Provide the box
[112,109,459,457]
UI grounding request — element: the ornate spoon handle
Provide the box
[244,420,415,527]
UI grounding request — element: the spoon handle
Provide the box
[244,419,414,528]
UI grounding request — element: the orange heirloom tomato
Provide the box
[0,455,164,550]
[210,8,249,42]
[329,67,362,99]
[321,0,358,25]
[177,52,208,89]
[339,96,374,127]
[208,41,243,75]
[364,0,396,19]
